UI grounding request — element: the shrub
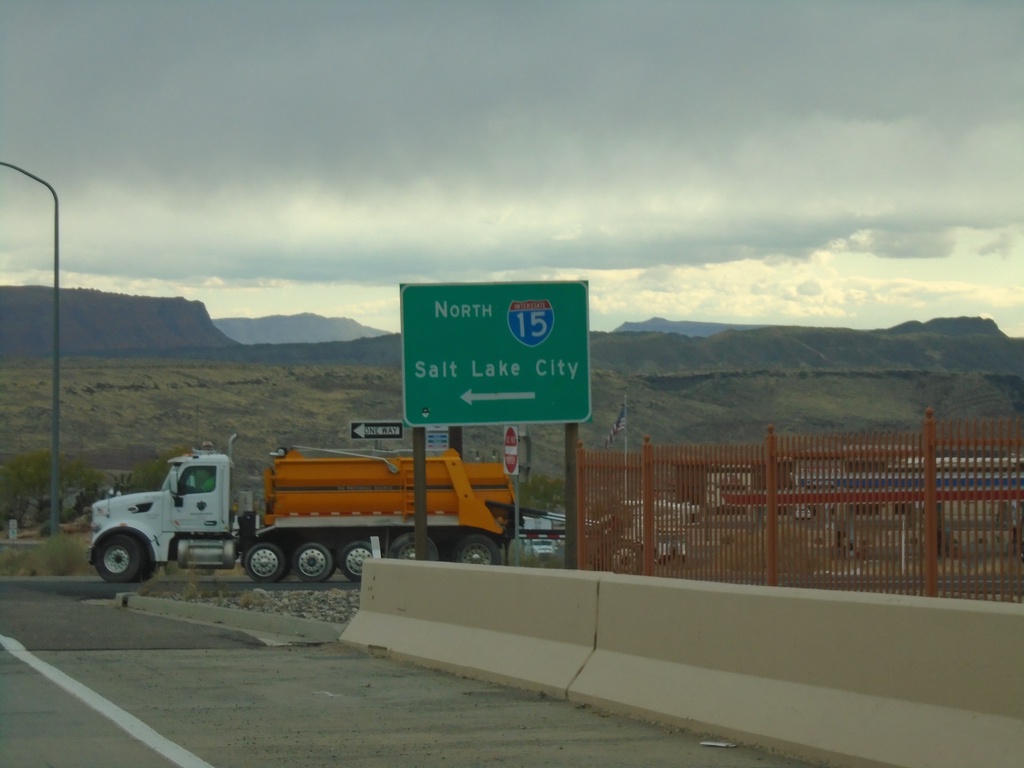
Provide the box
[0,547,34,576]
[37,534,91,576]
[0,535,91,576]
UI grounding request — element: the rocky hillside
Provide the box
[3,287,1022,483]
[591,317,1022,377]
[3,360,1022,481]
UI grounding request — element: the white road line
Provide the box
[1,633,215,768]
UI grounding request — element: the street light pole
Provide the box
[1,161,61,536]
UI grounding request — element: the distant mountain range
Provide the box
[614,318,765,336]
[614,316,1011,339]
[213,313,389,344]
[0,287,386,354]
[1,287,1020,381]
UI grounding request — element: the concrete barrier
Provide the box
[569,575,1024,768]
[340,562,1024,767]
[340,560,601,697]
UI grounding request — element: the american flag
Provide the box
[605,403,626,448]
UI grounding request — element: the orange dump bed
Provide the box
[262,449,513,534]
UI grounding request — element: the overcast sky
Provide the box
[2,1,1022,336]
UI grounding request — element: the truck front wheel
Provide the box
[293,542,335,582]
[244,542,289,583]
[96,534,146,583]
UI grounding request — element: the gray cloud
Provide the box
[5,2,1020,186]
[866,229,957,261]
[2,1,1022,333]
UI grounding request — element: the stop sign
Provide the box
[503,426,519,475]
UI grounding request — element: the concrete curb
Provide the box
[118,593,346,643]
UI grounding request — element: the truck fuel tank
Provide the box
[177,539,237,569]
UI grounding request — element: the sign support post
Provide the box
[413,427,427,560]
[564,422,579,570]
[504,425,520,565]
[514,474,520,566]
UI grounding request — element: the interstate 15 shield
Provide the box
[508,299,554,347]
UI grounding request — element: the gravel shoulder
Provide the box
[140,586,362,627]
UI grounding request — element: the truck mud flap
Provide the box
[236,512,257,552]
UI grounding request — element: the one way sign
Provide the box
[350,421,405,440]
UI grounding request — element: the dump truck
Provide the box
[88,435,519,584]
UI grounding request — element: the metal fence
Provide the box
[576,410,1023,602]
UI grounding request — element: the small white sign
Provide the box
[426,427,449,450]
[351,421,405,440]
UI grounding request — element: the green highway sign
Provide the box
[401,281,591,426]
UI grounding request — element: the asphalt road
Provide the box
[1,577,821,768]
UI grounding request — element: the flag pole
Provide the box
[621,395,628,500]
[622,395,628,456]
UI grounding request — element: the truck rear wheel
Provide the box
[338,540,373,582]
[244,542,288,582]
[453,534,502,566]
[293,542,335,582]
[387,532,438,561]
[96,534,146,583]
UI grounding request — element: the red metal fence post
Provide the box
[766,425,779,587]
[576,440,587,571]
[642,436,655,576]
[923,409,938,597]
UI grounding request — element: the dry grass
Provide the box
[0,534,93,577]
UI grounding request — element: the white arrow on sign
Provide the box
[352,422,403,438]
[460,389,537,405]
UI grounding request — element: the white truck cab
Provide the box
[88,437,238,582]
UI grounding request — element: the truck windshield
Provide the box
[161,469,176,493]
